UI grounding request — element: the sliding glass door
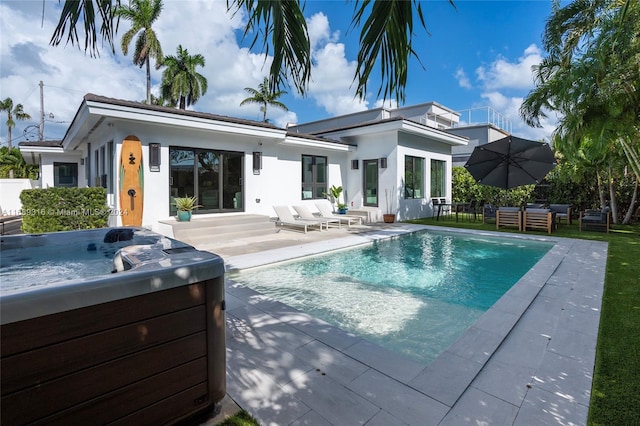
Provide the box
[170,147,243,214]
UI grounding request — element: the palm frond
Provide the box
[51,0,121,57]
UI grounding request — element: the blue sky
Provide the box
[0,1,559,146]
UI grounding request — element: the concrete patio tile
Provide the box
[438,387,519,426]
[348,369,449,425]
[490,293,535,316]
[531,351,593,407]
[445,326,504,364]
[539,280,574,299]
[473,307,520,336]
[279,312,363,351]
[516,296,563,336]
[225,362,311,426]
[224,292,245,312]
[227,305,315,352]
[289,410,333,426]
[284,370,379,426]
[547,327,597,363]
[225,281,262,298]
[226,336,314,385]
[503,280,543,301]
[364,409,408,426]
[558,306,602,337]
[471,360,536,406]
[409,352,483,407]
[342,339,426,383]
[491,329,550,369]
[292,340,369,386]
[514,386,588,426]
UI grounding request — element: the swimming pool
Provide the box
[229,230,552,364]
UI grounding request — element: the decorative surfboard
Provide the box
[119,135,144,226]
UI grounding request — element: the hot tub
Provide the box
[1,227,225,425]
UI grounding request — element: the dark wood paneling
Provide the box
[1,283,206,356]
[108,383,211,426]
[34,358,208,426]
[2,306,206,395]
[1,333,207,425]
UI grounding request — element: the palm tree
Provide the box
[0,98,31,149]
[160,45,208,110]
[51,0,456,104]
[240,77,288,122]
[116,0,164,104]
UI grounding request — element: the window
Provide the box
[404,156,424,199]
[430,159,446,198]
[54,162,78,187]
[301,155,327,199]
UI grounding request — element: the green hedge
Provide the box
[20,187,110,233]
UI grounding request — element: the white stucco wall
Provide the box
[0,179,38,214]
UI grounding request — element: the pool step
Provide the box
[167,214,276,247]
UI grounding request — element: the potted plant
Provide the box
[383,188,395,223]
[324,185,347,213]
[173,195,201,222]
[337,202,348,214]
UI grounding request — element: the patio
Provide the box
[195,223,606,425]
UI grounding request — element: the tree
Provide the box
[160,45,208,110]
[50,0,455,104]
[520,0,640,223]
[116,0,164,104]
[0,98,31,149]
[240,77,288,122]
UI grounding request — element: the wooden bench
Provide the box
[496,208,522,231]
[523,209,555,234]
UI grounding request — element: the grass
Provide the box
[215,410,259,426]
[409,214,640,424]
[217,214,640,425]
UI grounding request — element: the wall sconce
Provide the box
[149,143,160,172]
[380,157,387,168]
[253,151,262,175]
[351,159,359,170]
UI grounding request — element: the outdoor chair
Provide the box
[579,207,611,233]
[496,207,522,231]
[273,205,325,233]
[315,200,362,227]
[523,208,556,234]
[293,205,341,229]
[549,204,572,225]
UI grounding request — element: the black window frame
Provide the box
[404,155,424,199]
[301,154,328,200]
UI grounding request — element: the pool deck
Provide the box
[209,223,607,425]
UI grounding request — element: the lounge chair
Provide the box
[523,208,555,234]
[579,207,610,233]
[273,205,324,233]
[315,200,363,227]
[293,204,341,229]
[496,207,522,231]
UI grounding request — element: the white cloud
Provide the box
[470,44,555,141]
[305,13,368,116]
[455,68,472,89]
[374,99,398,109]
[476,44,542,90]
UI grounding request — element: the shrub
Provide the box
[20,187,110,233]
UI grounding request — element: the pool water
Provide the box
[230,231,552,364]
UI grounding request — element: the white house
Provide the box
[19,94,468,233]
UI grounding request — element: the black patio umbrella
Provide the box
[464,135,556,190]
